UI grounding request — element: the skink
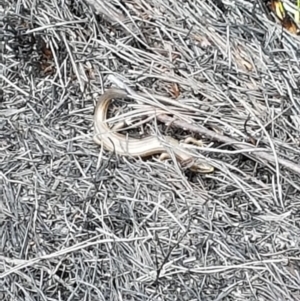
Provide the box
[93,88,214,173]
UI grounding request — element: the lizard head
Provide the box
[181,157,214,174]
[190,162,214,174]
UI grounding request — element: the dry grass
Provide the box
[1,0,300,300]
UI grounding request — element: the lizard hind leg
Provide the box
[158,152,171,161]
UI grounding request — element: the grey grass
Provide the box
[1,0,300,300]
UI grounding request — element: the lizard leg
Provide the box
[183,137,203,146]
[159,152,171,161]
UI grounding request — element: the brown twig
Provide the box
[157,114,300,176]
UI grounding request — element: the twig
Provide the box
[157,114,300,176]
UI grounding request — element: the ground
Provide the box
[1,0,300,300]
